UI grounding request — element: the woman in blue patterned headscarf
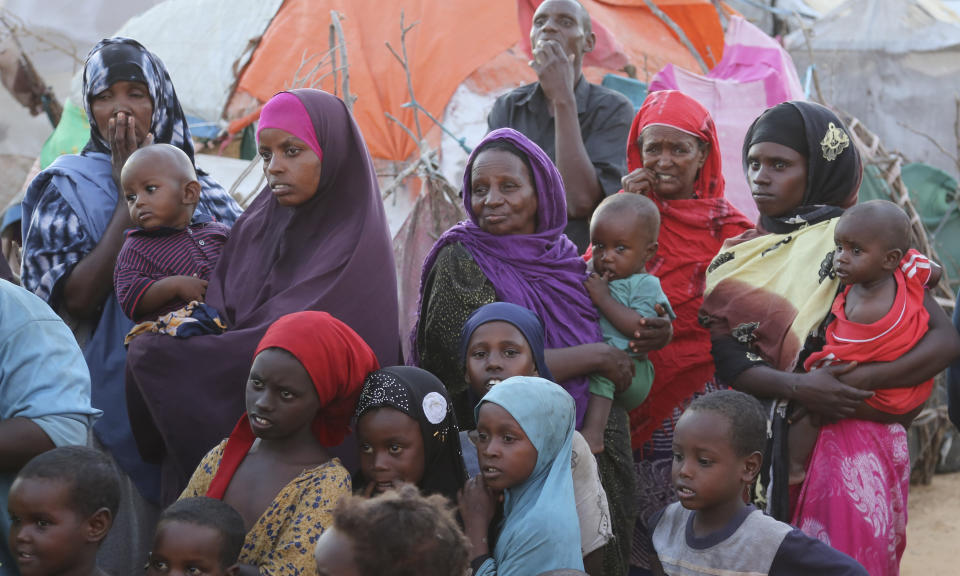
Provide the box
[18,37,241,574]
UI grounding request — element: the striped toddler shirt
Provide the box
[114,218,229,322]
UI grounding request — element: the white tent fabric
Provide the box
[786,0,960,177]
[68,0,283,122]
[0,0,163,206]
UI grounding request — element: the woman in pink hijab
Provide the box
[126,90,400,503]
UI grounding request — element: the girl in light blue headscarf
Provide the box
[459,376,583,575]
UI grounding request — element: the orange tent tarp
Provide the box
[233,0,520,161]
[232,0,727,162]
[591,0,727,68]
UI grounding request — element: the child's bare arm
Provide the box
[852,402,922,428]
[133,275,207,318]
[584,273,647,339]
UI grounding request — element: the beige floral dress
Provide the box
[181,440,351,575]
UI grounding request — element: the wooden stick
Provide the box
[329,11,355,111]
[328,16,339,97]
[794,14,825,104]
[642,0,708,73]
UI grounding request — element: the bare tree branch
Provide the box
[896,120,960,170]
[385,10,423,140]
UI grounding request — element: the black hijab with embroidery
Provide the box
[354,366,467,502]
[743,101,862,234]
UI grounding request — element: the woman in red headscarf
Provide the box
[618,90,753,574]
[180,311,379,575]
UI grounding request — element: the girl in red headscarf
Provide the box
[180,311,379,575]
[618,90,753,574]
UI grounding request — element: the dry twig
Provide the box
[0,10,82,66]
[380,9,469,203]
[896,121,960,170]
[386,11,425,141]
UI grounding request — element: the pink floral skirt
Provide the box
[792,419,910,576]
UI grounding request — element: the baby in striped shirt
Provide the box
[114,144,230,324]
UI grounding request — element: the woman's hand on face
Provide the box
[458,475,499,531]
[109,112,154,191]
[596,345,635,394]
[628,304,673,356]
[621,167,656,196]
[793,363,874,420]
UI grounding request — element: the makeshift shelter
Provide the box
[40,0,730,207]
[21,0,730,331]
[224,0,726,163]
[785,0,960,179]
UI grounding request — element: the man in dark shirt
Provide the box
[488,0,634,251]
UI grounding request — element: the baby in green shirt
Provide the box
[583,193,674,454]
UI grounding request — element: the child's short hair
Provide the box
[686,390,768,457]
[841,200,911,254]
[17,446,120,519]
[592,193,661,231]
[158,497,245,568]
[329,484,468,576]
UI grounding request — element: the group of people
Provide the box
[4,1,960,575]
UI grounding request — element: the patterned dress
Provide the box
[182,440,351,575]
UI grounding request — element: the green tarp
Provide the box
[39,99,90,169]
[860,163,960,291]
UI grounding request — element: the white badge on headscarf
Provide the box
[422,392,448,425]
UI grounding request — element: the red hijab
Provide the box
[206,311,379,499]
[628,91,753,449]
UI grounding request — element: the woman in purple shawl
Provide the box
[126,89,399,503]
[412,128,635,574]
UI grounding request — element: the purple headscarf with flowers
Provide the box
[411,128,602,426]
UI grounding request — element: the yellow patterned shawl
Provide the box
[701,218,841,373]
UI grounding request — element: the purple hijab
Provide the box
[413,128,602,426]
[126,89,399,502]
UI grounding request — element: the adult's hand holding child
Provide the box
[628,304,673,357]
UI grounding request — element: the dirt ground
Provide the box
[900,471,960,575]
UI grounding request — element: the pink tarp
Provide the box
[649,16,804,223]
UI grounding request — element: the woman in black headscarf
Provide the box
[700,101,960,575]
